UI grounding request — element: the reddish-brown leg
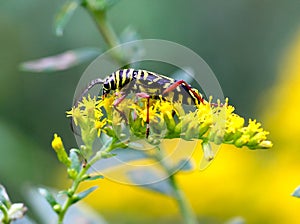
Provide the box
[162,80,205,104]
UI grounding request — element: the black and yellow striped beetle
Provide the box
[81,68,206,137]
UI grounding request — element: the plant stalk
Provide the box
[0,204,10,224]
[57,162,91,224]
[86,8,128,66]
[153,148,198,224]
[168,174,198,224]
[57,140,120,223]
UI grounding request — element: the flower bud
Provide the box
[234,135,250,148]
[51,134,71,167]
[257,140,273,149]
[164,114,176,131]
[53,204,61,213]
[248,131,268,147]
[67,168,78,180]
[202,141,214,161]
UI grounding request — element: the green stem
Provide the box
[168,174,198,224]
[57,164,90,224]
[85,8,128,66]
[0,204,10,224]
[153,148,198,224]
[92,11,119,50]
[57,140,123,223]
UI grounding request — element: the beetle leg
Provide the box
[162,80,205,104]
[111,92,128,123]
[113,92,126,106]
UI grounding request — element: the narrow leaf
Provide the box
[119,26,143,63]
[83,174,104,181]
[58,190,69,196]
[120,26,141,43]
[54,0,80,36]
[127,168,174,196]
[292,185,300,198]
[25,186,107,224]
[100,151,116,159]
[176,159,194,171]
[85,0,120,11]
[69,149,81,173]
[73,186,98,204]
[20,48,101,72]
[38,188,58,207]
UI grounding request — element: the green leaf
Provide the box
[20,47,101,73]
[73,186,98,204]
[292,186,300,198]
[38,188,58,208]
[82,174,104,181]
[69,149,81,173]
[176,159,194,171]
[85,0,120,11]
[127,168,174,197]
[119,26,143,64]
[54,0,80,36]
[25,186,107,223]
[58,190,69,196]
[120,26,141,43]
[100,151,116,159]
[0,185,11,208]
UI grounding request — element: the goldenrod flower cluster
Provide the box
[66,94,272,151]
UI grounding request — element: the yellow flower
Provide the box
[78,95,98,116]
[51,133,64,152]
[95,118,107,137]
[66,107,82,126]
[130,102,157,126]
[225,105,245,134]
[235,134,250,147]
[241,119,263,136]
[258,140,273,149]
[100,95,114,114]
[67,93,272,151]
[51,133,71,167]
[157,100,176,120]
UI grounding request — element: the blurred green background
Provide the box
[1,0,300,223]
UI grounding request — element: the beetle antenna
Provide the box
[74,78,104,106]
